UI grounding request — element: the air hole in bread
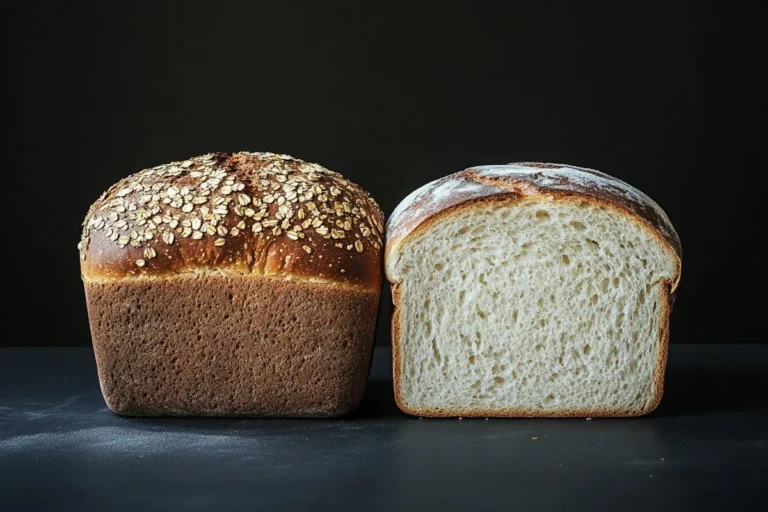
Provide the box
[570,221,587,231]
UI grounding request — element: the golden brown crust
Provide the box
[387,163,682,418]
[85,273,380,417]
[79,152,384,289]
[644,282,673,415]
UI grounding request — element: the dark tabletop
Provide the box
[1,345,767,511]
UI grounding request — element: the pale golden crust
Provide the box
[387,163,682,418]
[386,163,682,287]
[79,152,385,289]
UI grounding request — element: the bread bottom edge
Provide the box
[394,392,664,418]
[104,400,363,419]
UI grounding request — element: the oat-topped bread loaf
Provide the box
[79,152,385,417]
[386,163,681,417]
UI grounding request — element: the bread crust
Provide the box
[80,152,384,289]
[386,163,681,418]
[387,163,680,283]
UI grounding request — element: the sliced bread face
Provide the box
[386,164,681,418]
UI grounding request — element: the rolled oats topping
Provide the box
[78,152,384,270]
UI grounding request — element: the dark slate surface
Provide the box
[1,345,767,511]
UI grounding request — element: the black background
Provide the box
[5,1,766,347]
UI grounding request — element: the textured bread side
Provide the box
[386,163,681,418]
[79,152,385,289]
[86,273,380,417]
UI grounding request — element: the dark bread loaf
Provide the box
[79,152,384,417]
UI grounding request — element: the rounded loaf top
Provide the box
[79,152,385,288]
[385,162,681,286]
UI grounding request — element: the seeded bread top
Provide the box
[79,152,385,288]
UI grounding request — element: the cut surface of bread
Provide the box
[386,164,681,417]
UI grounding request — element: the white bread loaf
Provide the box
[385,163,681,417]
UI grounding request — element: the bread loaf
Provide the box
[79,152,385,417]
[385,163,681,417]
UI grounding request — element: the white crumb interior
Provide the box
[390,200,677,415]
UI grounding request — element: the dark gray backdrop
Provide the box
[5,1,765,346]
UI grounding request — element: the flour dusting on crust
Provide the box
[387,176,495,244]
[386,162,680,274]
[474,164,670,222]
